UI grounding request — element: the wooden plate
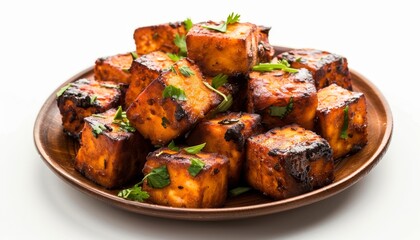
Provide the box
[33,47,393,221]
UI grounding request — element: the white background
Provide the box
[1,0,419,239]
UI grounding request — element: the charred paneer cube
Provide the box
[186,112,263,186]
[94,52,134,84]
[142,147,229,208]
[316,84,368,159]
[247,68,318,130]
[280,48,352,90]
[245,125,334,200]
[186,22,259,76]
[74,107,152,189]
[126,58,220,145]
[124,51,174,108]
[56,78,122,137]
[256,25,275,63]
[133,21,187,55]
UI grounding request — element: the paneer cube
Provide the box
[94,52,133,84]
[186,22,259,76]
[74,108,152,189]
[316,84,368,159]
[256,25,275,63]
[247,68,318,130]
[142,147,229,208]
[126,58,220,145]
[133,22,187,55]
[245,125,334,200]
[280,48,352,90]
[56,78,122,137]
[124,51,174,108]
[186,112,263,186]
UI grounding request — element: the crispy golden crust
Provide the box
[316,84,368,159]
[124,51,174,108]
[56,79,122,137]
[245,125,334,200]
[142,148,229,208]
[280,48,352,90]
[126,58,220,145]
[74,109,152,189]
[133,22,186,55]
[94,53,133,84]
[186,22,259,76]
[186,112,263,186]
[247,69,318,130]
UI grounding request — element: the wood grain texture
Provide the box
[33,47,393,221]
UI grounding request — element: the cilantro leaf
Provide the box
[168,140,180,151]
[340,105,349,139]
[202,12,240,33]
[184,18,193,32]
[188,158,205,177]
[112,106,136,133]
[184,143,206,154]
[179,66,194,77]
[162,85,187,101]
[91,123,107,138]
[143,166,170,189]
[167,53,182,62]
[174,34,187,57]
[117,183,149,202]
[269,97,294,119]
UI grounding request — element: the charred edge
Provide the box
[224,122,245,150]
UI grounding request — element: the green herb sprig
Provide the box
[117,183,149,202]
[188,157,205,177]
[340,105,349,139]
[211,73,228,89]
[202,13,241,33]
[252,59,299,73]
[162,85,187,101]
[269,97,294,119]
[113,106,136,133]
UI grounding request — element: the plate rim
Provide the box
[33,49,393,221]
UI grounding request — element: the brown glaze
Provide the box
[34,46,393,221]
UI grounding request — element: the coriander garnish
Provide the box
[174,34,187,57]
[168,140,180,151]
[162,85,187,101]
[203,81,228,102]
[269,97,294,119]
[91,123,107,138]
[179,66,194,77]
[340,105,349,139]
[184,18,193,32]
[143,165,171,188]
[184,142,206,154]
[252,59,299,73]
[113,106,136,133]
[202,12,240,33]
[56,83,72,97]
[167,53,182,62]
[188,158,205,177]
[211,73,228,89]
[229,187,251,197]
[117,183,149,202]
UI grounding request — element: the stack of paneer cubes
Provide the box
[56,14,368,208]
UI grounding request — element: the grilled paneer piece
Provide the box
[280,48,352,90]
[133,22,187,55]
[316,84,368,159]
[186,22,259,76]
[256,25,275,63]
[246,125,334,200]
[186,112,263,186]
[124,51,174,108]
[74,108,152,189]
[94,52,133,84]
[142,148,229,208]
[247,68,318,130]
[56,78,122,137]
[126,58,220,145]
